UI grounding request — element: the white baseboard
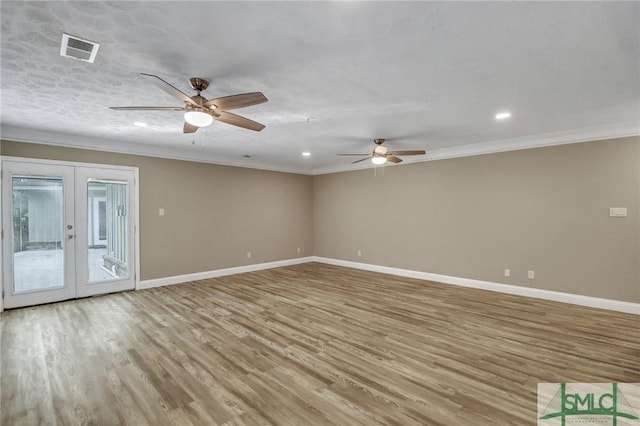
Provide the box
[311,256,640,315]
[135,255,638,315]
[137,256,314,290]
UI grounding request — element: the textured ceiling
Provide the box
[1,1,639,174]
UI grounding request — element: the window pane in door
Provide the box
[12,177,64,292]
[87,180,128,283]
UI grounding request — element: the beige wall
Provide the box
[3,137,639,303]
[313,136,640,303]
[1,141,313,280]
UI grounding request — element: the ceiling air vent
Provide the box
[60,33,100,63]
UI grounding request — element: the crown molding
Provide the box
[2,122,638,176]
[0,125,312,175]
[312,122,640,175]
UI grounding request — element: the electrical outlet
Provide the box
[528,270,535,279]
[504,268,510,277]
[357,249,362,257]
[159,208,165,216]
[247,252,251,259]
[297,247,301,253]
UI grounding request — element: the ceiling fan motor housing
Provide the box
[373,145,388,155]
[191,94,208,107]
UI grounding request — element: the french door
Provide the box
[2,160,137,309]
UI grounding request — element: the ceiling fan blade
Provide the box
[204,92,268,110]
[212,111,265,131]
[183,122,198,134]
[352,156,372,164]
[386,155,403,163]
[109,106,184,111]
[387,150,426,156]
[140,73,198,107]
[337,153,370,156]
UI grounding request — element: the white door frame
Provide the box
[0,156,140,310]
[75,167,136,298]
[1,162,77,308]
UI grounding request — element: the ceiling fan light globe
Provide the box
[371,156,387,165]
[184,110,213,127]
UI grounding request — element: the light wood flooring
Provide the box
[1,262,638,425]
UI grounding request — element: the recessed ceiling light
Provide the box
[302,152,311,157]
[495,112,511,120]
[133,121,147,127]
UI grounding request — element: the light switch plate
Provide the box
[609,207,627,217]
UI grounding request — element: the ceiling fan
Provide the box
[110,73,268,133]
[338,139,426,165]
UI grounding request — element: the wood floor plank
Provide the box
[1,262,638,425]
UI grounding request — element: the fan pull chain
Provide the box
[373,164,386,177]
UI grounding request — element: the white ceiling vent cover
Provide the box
[60,33,100,63]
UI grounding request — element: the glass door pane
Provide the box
[12,177,65,292]
[75,167,135,298]
[87,180,129,283]
[2,161,76,309]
